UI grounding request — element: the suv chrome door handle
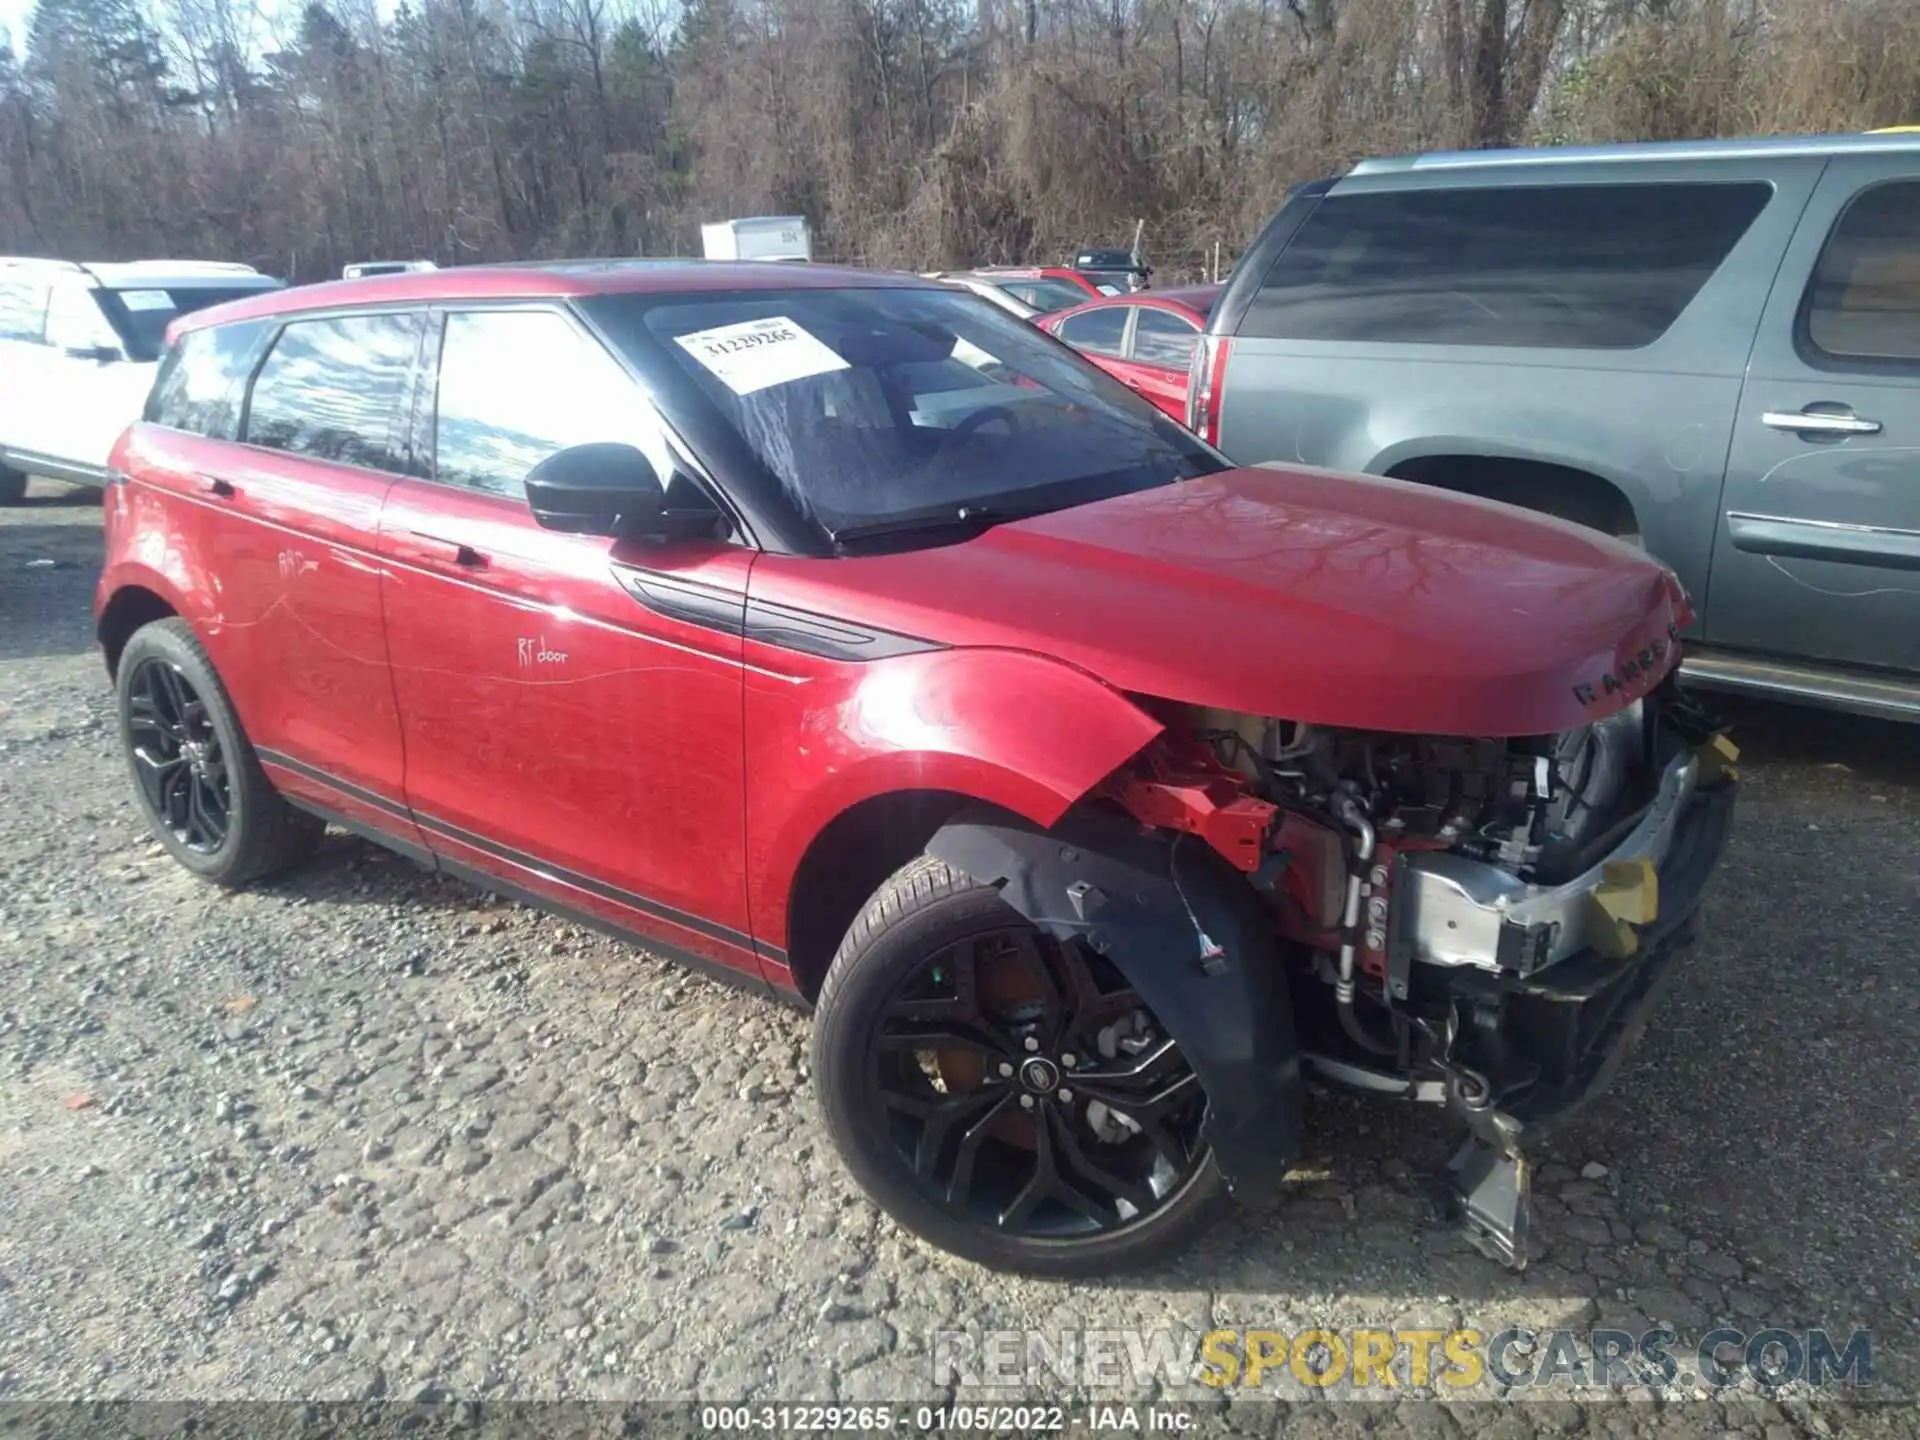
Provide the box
[1762,409,1882,436]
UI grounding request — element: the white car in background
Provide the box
[921,272,1042,322]
[0,258,284,503]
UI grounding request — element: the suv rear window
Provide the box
[1803,179,1920,365]
[1245,181,1773,349]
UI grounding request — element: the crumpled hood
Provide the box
[751,466,1689,737]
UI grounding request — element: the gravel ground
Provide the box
[1,482,1915,1436]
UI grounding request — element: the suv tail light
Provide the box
[1185,333,1231,445]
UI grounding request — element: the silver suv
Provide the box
[1194,131,1920,721]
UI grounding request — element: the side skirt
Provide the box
[281,794,793,1009]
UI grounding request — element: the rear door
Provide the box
[377,303,764,982]
[1707,159,1920,674]
[175,308,426,840]
[1124,306,1201,420]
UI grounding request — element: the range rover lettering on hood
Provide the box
[1573,622,1683,709]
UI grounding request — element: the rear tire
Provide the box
[812,855,1226,1276]
[0,465,26,505]
[116,618,323,886]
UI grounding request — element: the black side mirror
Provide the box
[64,344,120,363]
[525,443,667,538]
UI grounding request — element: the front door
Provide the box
[1708,158,1920,674]
[378,303,764,982]
[40,279,154,472]
[0,273,51,466]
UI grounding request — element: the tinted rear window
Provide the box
[145,319,273,438]
[1244,181,1772,348]
[1804,179,1920,365]
[243,312,420,470]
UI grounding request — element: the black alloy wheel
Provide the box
[875,926,1209,1237]
[126,656,231,853]
[114,617,323,885]
[813,857,1224,1274]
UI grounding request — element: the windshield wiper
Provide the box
[827,504,1023,551]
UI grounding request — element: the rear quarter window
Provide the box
[1244,181,1773,349]
[144,319,273,439]
[1802,179,1920,366]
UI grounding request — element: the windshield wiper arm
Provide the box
[827,504,1020,550]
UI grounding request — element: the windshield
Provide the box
[587,286,1223,545]
[994,276,1097,313]
[102,285,281,361]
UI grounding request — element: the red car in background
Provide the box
[1043,285,1221,422]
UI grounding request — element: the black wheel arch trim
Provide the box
[254,745,787,965]
[925,806,1303,1201]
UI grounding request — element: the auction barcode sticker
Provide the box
[675,316,849,395]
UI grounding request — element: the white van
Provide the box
[0,258,284,502]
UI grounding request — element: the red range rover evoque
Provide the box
[97,261,1737,1275]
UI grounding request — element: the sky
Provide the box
[0,0,29,55]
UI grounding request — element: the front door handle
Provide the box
[201,474,236,498]
[1761,409,1882,436]
[410,532,488,568]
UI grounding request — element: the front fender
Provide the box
[748,646,1163,948]
[927,806,1302,1200]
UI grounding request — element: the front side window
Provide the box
[43,283,122,354]
[584,285,1220,545]
[1131,307,1199,368]
[1056,306,1128,357]
[433,308,682,501]
[244,312,420,470]
[1246,181,1773,348]
[1803,180,1920,365]
[0,277,49,343]
[145,319,273,439]
[97,285,282,362]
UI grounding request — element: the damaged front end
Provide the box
[934,673,1738,1269]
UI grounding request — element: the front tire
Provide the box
[116,618,323,886]
[812,856,1224,1276]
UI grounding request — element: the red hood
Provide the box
[749,466,1689,736]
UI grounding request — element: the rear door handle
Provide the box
[1761,409,1882,436]
[410,532,488,567]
